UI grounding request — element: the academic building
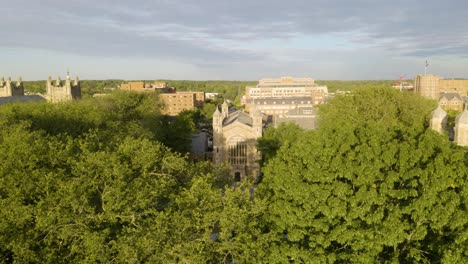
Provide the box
[430,105,468,146]
[414,75,468,100]
[120,81,205,116]
[212,101,262,181]
[46,75,81,103]
[243,77,328,107]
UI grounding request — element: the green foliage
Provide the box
[258,87,468,262]
[257,122,305,167]
[317,80,397,93]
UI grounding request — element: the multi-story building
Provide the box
[159,92,196,116]
[248,97,313,118]
[212,101,262,181]
[439,93,466,112]
[0,77,24,97]
[120,81,175,93]
[46,75,81,103]
[414,75,468,99]
[243,77,328,107]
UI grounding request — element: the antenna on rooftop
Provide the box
[424,60,429,75]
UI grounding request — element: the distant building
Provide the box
[430,104,468,147]
[0,77,24,97]
[120,81,175,93]
[159,91,205,116]
[247,97,313,118]
[205,92,220,100]
[243,77,328,107]
[212,101,262,181]
[439,93,466,112]
[275,107,317,130]
[46,75,81,103]
[414,75,468,100]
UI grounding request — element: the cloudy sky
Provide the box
[1,0,467,80]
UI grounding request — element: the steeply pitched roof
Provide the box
[440,93,462,101]
[223,111,252,127]
[432,105,447,118]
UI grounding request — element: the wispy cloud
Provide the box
[1,0,467,79]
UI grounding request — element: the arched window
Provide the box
[227,136,247,165]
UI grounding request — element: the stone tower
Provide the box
[414,75,440,100]
[430,105,448,134]
[212,106,223,164]
[454,105,468,146]
[46,75,81,103]
[0,77,24,97]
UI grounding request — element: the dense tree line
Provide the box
[24,79,400,102]
[1,87,466,263]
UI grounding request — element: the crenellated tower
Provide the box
[0,76,24,97]
[46,74,81,103]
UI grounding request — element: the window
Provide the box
[228,136,247,165]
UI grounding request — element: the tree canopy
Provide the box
[258,87,468,263]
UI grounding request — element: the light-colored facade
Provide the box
[121,81,175,93]
[213,101,262,181]
[159,93,196,116]
[0,77,24,97]
[243,77,328,107]
[247,97,313,118]
[454,107,468,146]
[275,107,317,130]
[46,75,81,103]
[159,91,205,116]
[414,75,468,100]
[439,93,465,112]
[430,105,448,134]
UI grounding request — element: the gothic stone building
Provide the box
[0,77,24,97]
[212,101,262,181]
[46,75,81,103]
[430,105,468,146]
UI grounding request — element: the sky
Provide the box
[1,0,467,80]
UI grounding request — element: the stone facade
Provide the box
[0,77,24,97]
[430,105,448,134]
[46,75,81,103]
[454,107,468,146]
[212,101,262,181]
[414,75,468,100]
[247,97,313,118]
[121,81,175,93]
[439,93,465,112]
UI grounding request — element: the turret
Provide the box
[251,109,263,138]
[222,100,229,119]
[212,105,224,164]
[55,76,61,86]
[430,105,447,134]
[454,105,468,146]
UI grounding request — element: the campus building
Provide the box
[46,75,81,103]
[242,77,328,108]
[414,75,468,100]
[212,101,262,181]
[0,77,24,97]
